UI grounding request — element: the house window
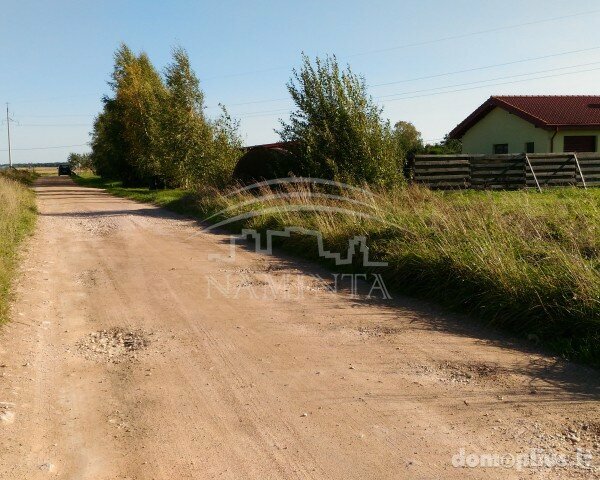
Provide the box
[564,136,596,152]
[493,143,508,154]
[525,142,535,153]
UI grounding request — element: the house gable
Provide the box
[461,107,552,154]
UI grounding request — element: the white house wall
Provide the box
[461,107,552,154]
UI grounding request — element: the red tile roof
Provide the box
[449,95,600,139]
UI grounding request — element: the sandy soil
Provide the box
[0,176,598,479]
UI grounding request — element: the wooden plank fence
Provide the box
[412,153,600,190]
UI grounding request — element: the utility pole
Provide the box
[5,103,12,168]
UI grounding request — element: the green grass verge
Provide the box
[0,170,37,323]
[73,173,200,216]
[74,173,600,366]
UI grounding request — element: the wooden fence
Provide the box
[412,153,600,190]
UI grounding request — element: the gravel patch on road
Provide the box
[78,327,150,363]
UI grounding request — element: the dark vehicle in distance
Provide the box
[58,165,72,176]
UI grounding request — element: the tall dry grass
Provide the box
[0,173,36,322]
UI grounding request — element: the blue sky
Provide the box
[2,0,600,164]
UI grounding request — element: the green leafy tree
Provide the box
[90,95,135,182]
[117,50,167,182]
[278,54,401,185]
[67,152,93,171]
[91,44,166,185]
[161,47,212,187]
[393,121,423,157]
[162,47,241,188]
[91,45,140,184]
[422,134,462,154]
[207,105,243,187]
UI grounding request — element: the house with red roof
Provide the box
[449,96,600,154]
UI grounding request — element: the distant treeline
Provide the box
[0,162,63,169]
[86,45,460,188]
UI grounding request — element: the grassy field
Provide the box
[74,173,600,365]
[0,170,37,322]
[31,166,60,177]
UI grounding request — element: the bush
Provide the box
[278,54,403,186]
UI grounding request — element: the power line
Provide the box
[0,143,89,152]
[376,60,600,99]
[236,65,600,118]
[382,65,600,102]
[17,123,92,127]
[10,94,100,104]
[237,62,600,117]
[347,9,600,58]
[369,46,600,87]
[18,114,95,118]
[206,97,289,109]
[203,66,288,82]
[12,63,600,125]
[207,46,600,110]
[200,9,600,81]
[238,108,291,119]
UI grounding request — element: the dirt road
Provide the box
[0,176,598,479]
